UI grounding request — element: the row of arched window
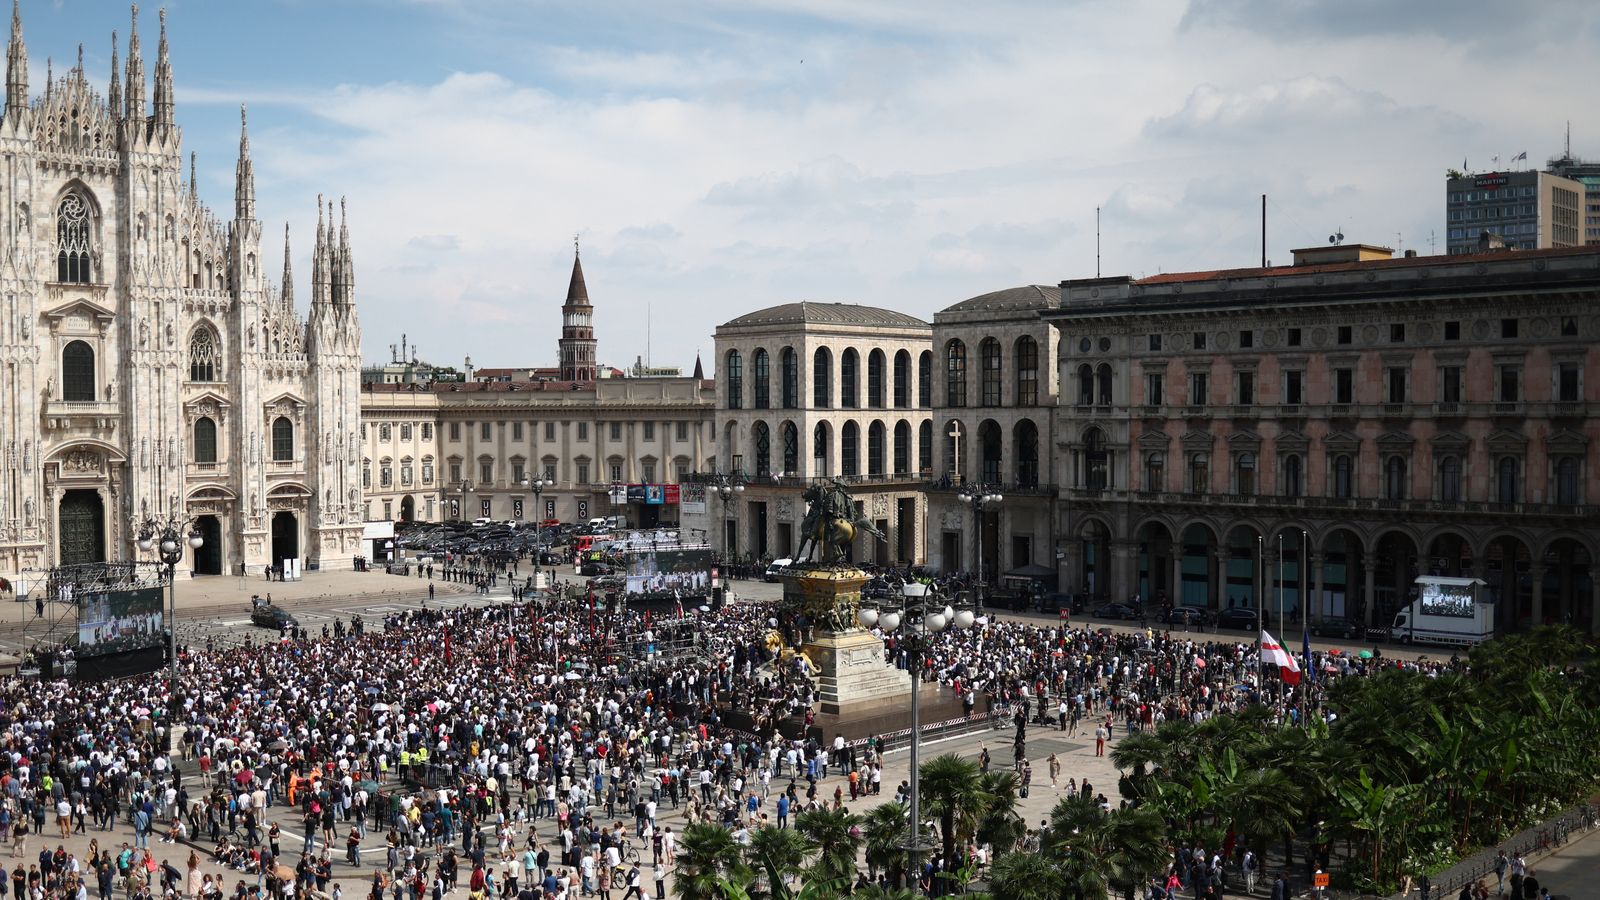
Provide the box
[1105,435,1584,506]
[56,328,222,404]
[944,336,1041,408]
[938,418,1043,487]
[743,419,934,479]
[188,415,295,464]
[726,347,934,411]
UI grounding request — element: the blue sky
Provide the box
[14,1,1600,368]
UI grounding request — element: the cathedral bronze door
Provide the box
[193,516,223,575]
[58,490,106,566]
[272,511,299,566]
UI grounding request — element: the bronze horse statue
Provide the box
[795,479,886,564]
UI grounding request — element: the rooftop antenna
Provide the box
[1395,232,1403,253]
[1429,229,1437,255]
[401,333,408,362]
[1261,194,1267,267]
[1095,206,1101,278]
[1328,229,1345,246]
[1566,120,1571,159]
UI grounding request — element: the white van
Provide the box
[763,558,794,582]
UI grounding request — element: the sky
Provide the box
[14,0,1600,369]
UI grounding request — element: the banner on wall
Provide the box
[680,483,706,514]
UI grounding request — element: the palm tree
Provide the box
[988,852,1064,900]
[861,803,911,887]
[1215,765,1303,871]
[919,753,988,874]
[975,771,1027,854]
[743,826,809,900]
[1045,794,1170,899]
[674,823,752,900]
[794,807,863,884]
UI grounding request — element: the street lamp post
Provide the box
[523,476,552,521]
[134,514,203,749]
[859,580,975,887]
[708,472,745,563]
[957,484,1004,616]
[457,479,474,521]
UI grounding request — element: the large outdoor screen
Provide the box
[77,587,165,657]
[1418,580,1475,619]
[625,548,712,595]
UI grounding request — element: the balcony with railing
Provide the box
[43,400,120,431]
[924,478,1057,497]
[1080,400,1599,424]
[1064,486,1595,520]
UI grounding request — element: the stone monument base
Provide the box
[782,564,912,718]
[803,627,912,716]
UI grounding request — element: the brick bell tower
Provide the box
[558,239,596,381]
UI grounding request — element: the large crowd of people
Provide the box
[0,570,1469,900]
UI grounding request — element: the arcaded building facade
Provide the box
[0,6,362,581]
[360,378,715,527]
[697,303,932,565]
[1042,244,1600,633]
[925,286,1062,582]
[360,254,715,528]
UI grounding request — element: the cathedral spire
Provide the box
[280,223,294,311]
[151,8,173,129]
[326,198,339,300]
[336,196,354,307]
[188,151,197,203]
[235,105,255,220]
[125,5,145,131]
[107,31,121,122]
[4,0,25,118]
[311,194,330,307]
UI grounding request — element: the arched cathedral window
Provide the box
[56,193,93,284]
[189,328,220,382]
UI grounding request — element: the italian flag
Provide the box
[1260,630,1302,686]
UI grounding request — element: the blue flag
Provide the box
[1302,628,1315,683]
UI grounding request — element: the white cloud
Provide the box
[193,0,1600,367]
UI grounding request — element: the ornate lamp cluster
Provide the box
[131,512,203,750]
[858,580,977,865]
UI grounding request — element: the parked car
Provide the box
[1165,606,1211,627]
[1091,602,1137,620]
[1311,616,1362,640]
[763,559,794,582]
[1213,607,1259,630]
[250,604,298,629]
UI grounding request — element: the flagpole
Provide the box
[1299,530,1309,728]
[1277,532,1285,723]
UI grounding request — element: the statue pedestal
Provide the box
[783,565,911,717]
[805,628,912,716]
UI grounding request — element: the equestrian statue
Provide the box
[794,478,886,565]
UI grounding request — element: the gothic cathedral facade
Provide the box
[0,4,363,581]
